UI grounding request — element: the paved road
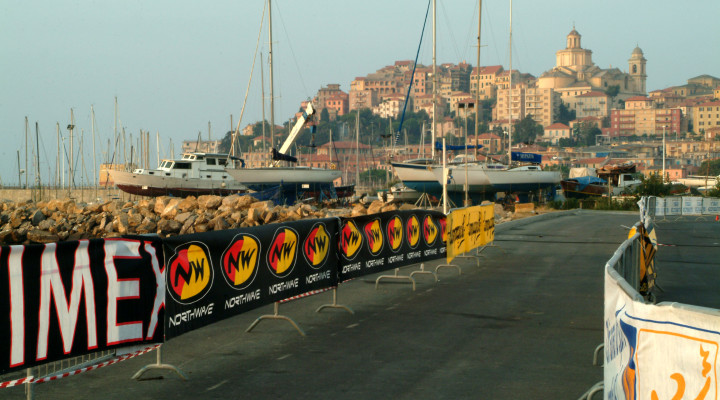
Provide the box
[6,210,654,399]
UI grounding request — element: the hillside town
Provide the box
[181,28,720,189]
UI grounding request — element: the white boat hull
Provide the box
[225,167,341,190]
[109,169,248,197]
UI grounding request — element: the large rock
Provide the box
[398,203,417,211]
[197,195,222,210]
[116,214,131,234]
[135,218,157,235]
[236,195,257,209]
[208,215,229,231]
[160,198,182,219]
[177,196,198,212]
[154,197,172,214]
[350,204,367,217]
[31,209,46,225]
[380,203,398,213]
[157,219,181,235]
[366,200,385,215]
[27,229,59,244]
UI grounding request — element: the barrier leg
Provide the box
[592,344,604,366]
[477,241,505,255]
[578,381,603,400]
[316,288,354,314]
[246,302,306,336]
[435,263,461,275]
[25,368,33,400]
[131,345,187,380]
[375,268,416,291]
[453,254,480,267]
[410,263,438,282]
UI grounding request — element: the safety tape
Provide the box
[0,344,160,388]
[279,287,335,303]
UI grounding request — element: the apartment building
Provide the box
[693,101,720,132]
[494,84,558,128]
[470,65,503,100]
[541,123,571,145]
[574,91,610,118]
[610,96,682,136]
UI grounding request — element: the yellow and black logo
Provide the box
[267,227,299,278]
[422,215,438,245]
[303,223,330,269]
[406,215,421,248]
[167,242,214,304]
[221,233,260,290]
[363,219,384,255]
[340,220,363,260]
[386,215,403,252]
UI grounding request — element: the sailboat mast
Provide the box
[261,51,267,166]
[25,117,28,189]
[91,105,98,199]
[356,111,360,187]
[431,0,436,159]
[507,0,513,164]
[475,0,482,161]
[268,0,275,153]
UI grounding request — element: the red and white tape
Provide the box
[1,344,160,388]
[280,287,335,303]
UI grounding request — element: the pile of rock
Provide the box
[0,195,421,245]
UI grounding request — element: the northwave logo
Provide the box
[221,233,260,290]
[340,220,362,260]
[168,242,214,304]
[363,219,384,255]
[386,215,403,252]
[423,215,438,245]
[303,223,330,268]
[406,215,420,249]
[267,227,299,278]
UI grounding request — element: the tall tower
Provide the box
[628,46,647,94]
[556,27,593,71]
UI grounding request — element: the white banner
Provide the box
[654,197,665,217]
[703,198,720,215]
[682,196,704,216]
[665,198,682,216]
[605,267,720,400]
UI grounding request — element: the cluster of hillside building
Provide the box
[182,28,719,185]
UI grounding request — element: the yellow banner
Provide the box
[446,204,495,263]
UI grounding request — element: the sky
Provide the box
[1,0,719,187]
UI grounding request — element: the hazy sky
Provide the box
[1,0,718,186]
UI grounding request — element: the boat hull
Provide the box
[110,170,248,197]
[225,167,341,189]
[560,180,609,199]
[391,162,443,195]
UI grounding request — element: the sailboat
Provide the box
[224,0,341,203]
[390,0,441,198]
[430,0,560,200]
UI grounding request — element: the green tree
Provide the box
[513,115,543,145]
[320,108,330,123]
[556,101,576,125]
[698,159,720,177]
[635,174,672,196]
[577,122,602,146]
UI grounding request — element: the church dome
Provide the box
[631,46,644,56]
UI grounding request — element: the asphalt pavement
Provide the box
[9,209,704,400]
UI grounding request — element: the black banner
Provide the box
[338,210,446,281]
[0,238,165,375]
[163,218,339,339]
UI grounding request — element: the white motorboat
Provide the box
[110,152,248,197]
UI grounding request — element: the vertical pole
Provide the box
[268,0,275,156]
[431,0,437,159]
[91,106,98,200]
[35,122,41,198]
[356,111,360,187]
[17,150,21,187]
[464,108,469,206]
[56,123,60,194]
[260,52,267,166]
[156,131,160,168]
[662,125,666,183]
[475,0,482,162]
[442,137,448,214]
[25,116,29,189]
[507,0,513,165]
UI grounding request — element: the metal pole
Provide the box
[507,0,513,165]
[17,150,21,187]
[25,116,28,189]
[431,0,436,159]
[91,106,98,200]
[464,107,469,206]
[261,51,267,166]
[356,111,360,187]
[442,137,448,214]
[662,125,666,183]
[475,0,482,162]
[268,0,275,153]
